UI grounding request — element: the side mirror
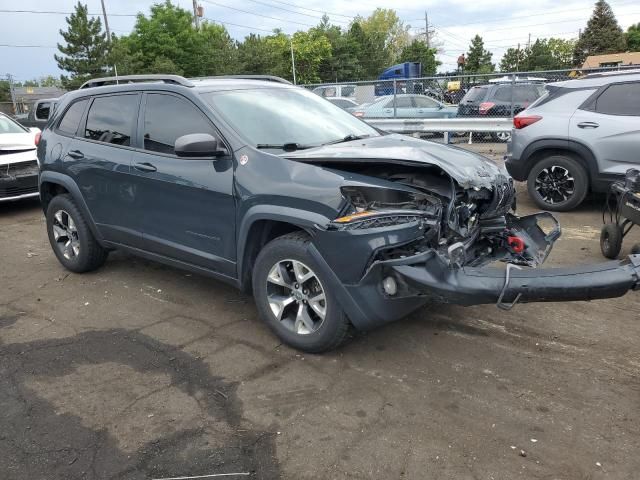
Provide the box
[175,133,227,158]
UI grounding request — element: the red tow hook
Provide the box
[507,236,526,254]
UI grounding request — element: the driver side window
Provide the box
[143,94,215,155]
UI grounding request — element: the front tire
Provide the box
[600,223,623,259]
[527,155,588,211]
[252,232,352,353]
[46,194,108,273]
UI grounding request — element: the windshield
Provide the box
[202,87,379,149]
[0,115,28,134]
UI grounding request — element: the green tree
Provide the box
[39,75,62,87]
[116,1,238,77]
[237,34,280,75]
[398,39,439,75]
[0,81,10,102]
[626,23,640,51]
[313,16,362,82]
[465,35,494,73]
[547,38,576,69]
[499,47,527,72]
[55,2,110,89]
[355,9,410,78]
[573,0,626,66]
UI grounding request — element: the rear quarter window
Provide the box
[56,99,88,136]
[594,82,640,116]
[462,87,488,102]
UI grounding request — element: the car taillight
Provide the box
[513,115,542,129]
[34,132,41,146]
[353,111,364,117]
[478,102,495,114]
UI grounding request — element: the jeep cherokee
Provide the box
[38,74,640,352]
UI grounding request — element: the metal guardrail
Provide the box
[364,117,513,143]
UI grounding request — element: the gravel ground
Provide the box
[1,163,639,480]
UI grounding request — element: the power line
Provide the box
[246,0,354,19]
[200,0,317,28]
[0,43,58,48]
[0,8,137,16]
[242,0,350,24]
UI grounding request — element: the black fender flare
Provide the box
[235,204,331,282]
[520,138,598,182]
[39,171,105,244]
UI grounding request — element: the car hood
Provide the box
[285,133,507,189]
[0,133,38,166]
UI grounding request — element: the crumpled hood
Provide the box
[285,134,508,189]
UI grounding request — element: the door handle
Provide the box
[133,162,157,172]
[67,150,84,159]
[577,122,599,129]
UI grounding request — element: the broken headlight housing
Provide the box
[329,186,442,231]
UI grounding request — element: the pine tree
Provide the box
[465,35,494,73]
[55,2,110,89]
[573,0,626,66]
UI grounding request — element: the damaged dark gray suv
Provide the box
[38,75,640,352]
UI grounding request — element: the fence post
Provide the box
[509,73,515,118]
[393,79,397,118]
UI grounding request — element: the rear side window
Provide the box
[84,95,138,146]
[35,102,51,120]
[57,99,88,136]
[595,82,640,116]
[414,96,439,108]
[384,97,413,108]
[143,94,215,155]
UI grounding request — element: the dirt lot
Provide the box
[2,162,640,479]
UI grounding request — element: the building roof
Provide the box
[582,52,640,69]
[13,86,66,102]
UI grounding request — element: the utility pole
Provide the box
[290,38,297,85]
[516,43,520,71]
[527,33,531,50]
[100,0,111,41]
[192,0,200,29]
[6,74,17,114]
[424,11,429,48]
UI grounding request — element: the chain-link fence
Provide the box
[302,65,640,148]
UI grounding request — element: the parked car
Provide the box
[507,70,640,211]
[19,98,58,130]
[0,112,40,202]
[312,84,356,99]
[457,83,546,142]
[352,94,457,119]
[326,97,359,111]
[38,74,640,352]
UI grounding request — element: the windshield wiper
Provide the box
[322,134,372,146]
[256,142,315,152]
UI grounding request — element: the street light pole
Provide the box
[100,0,111,40]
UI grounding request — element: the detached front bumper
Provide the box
[309,211,640,330]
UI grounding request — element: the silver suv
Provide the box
[506,70,640,211]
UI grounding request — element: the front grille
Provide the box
[0,160,39,179]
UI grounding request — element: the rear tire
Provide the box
[252,232,352,353]
[600,223,623,259]
[527,155,588,211]
[491,131,512,143]
[46,194,108,273]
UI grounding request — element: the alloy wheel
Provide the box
[52,210,80,260]
[266,259,327,335]
[534,166,575,205]
[496,131,511,142]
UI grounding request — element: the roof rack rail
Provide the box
[193,75,292,85]
[583,68,640,79]
[80,74,194,89]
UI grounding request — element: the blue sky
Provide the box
[1,0,639,82]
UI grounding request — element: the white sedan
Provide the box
[0,112,40,202]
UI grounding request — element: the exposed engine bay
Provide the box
[325,162,559,270]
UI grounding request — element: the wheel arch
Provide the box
[520,139,598,184]
[39,171,104,244]
[236,206,330,293]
